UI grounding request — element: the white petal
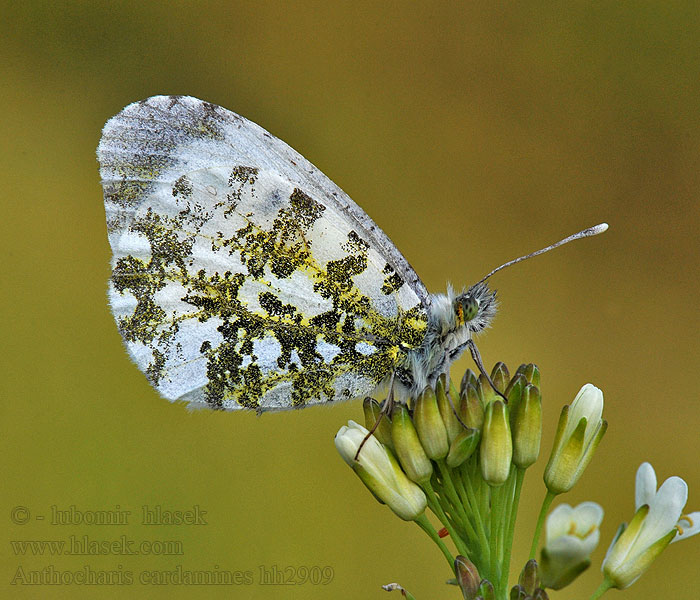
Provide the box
[568,384,603,438]
[572,501,604,534]
[635,462,657,510]
[634,476,687,551]
[546,504,574,543]
[674,511,700,542]
[580,528,601,556]
[334,424,359,465]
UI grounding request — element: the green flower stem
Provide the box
[452,469,482,544]
[486,483,498,587]
[436,460,479,550]
[498,477,511,563]
[451,470,489,568]
[429,480,465,541]
[466,458,489,525]
[500,466,525,594]
[475,461,489,520]
[488,481,508,592]
[589,577,614,600]
[437,460,472,527]
[422,480,471,558]
[497,474,510,579]
[460,464,490,563]
[414,513,455,571]
[529,490,556,559]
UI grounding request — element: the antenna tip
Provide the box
[587,223,609,236]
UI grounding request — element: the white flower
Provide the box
[544,384,607,494]
[540,502,603,589]
[635,462,700,543]
[602,462,699,589]
[335,421,427,521]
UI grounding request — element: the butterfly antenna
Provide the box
[476,223,608,286]
[354,372,396,461]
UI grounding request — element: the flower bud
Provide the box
[436,374,463,444]
[512,384,542,469]
[460,368,478,394]
[391,404,433,484]
[518,559,540,595]
[505,373,527,434]
[478,579,495,600]
[363,397,393,449]
[510,585,527,600]
[454,555,481,600]
[491,361,510,394]
[478,373,498,406]
[335,421,427,521]
[447,427,481,468]
[414,386,450,459]
[544,384,607,494]
[515,363,540,387]
[480,400,513,486]
[504,373,526,414]
[460,384,484,431]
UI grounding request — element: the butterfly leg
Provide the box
[466,339,508,402]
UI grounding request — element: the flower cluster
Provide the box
[334,364,699,600]
[336,363,546,598]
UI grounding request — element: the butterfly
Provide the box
[98,96,606,412]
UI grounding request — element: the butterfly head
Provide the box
[454,282,497,334]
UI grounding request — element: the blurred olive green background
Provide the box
[2,2,699,599]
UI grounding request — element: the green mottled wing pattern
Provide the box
[98,96,428,410]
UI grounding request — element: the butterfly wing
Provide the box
[98,96,429,411]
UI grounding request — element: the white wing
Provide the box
[98,96,429,411]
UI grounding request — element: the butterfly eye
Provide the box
[461,295,479,322]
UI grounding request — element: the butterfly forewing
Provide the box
[98,96,428,410]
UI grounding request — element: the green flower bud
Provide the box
[505,373,527,419]
[460,384,484,431]
[480,400,513,486]
[509,585,527,600]
[515,363,540,387]
[436,374,463,444]
[363,397,393,449]
[478,373,498,406]
[454,555,481,600]
[544,384,607,494]
[478,579,495,600]
[512,384,542,469]
[491,361,510,394]
[335,421,427,521]
[460,368,478,394]
[391,404,433,484]
[447,427,481,468]
[414,386,449,459]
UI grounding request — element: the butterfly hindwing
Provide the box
[98,96,428,410]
